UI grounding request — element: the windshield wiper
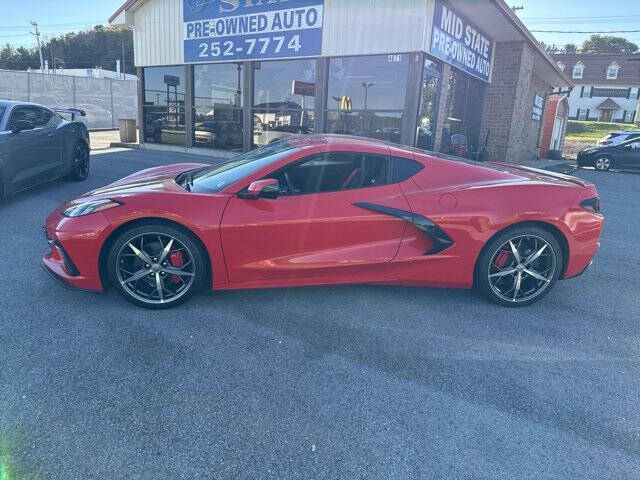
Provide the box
[176,170,195,191]
[177,167,210,191]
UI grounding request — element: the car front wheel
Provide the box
[107,224,207,309]
[476,226,563,307]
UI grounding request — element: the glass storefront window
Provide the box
[326,54,409,144]
[415,59,441,151]
[194,63,244,151]
[253,59,316,148]
[143,66,187,146]
[439,69,486,158]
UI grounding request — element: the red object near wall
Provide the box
[541,94,570,159]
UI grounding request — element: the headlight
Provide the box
[62,199,123,217]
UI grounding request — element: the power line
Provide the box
[531,30,640,34]
[521,14,640,20]
[0,21,105,30]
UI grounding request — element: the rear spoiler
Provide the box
[53,108,86,121]
[490,162,592,188]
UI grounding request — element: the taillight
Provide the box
[580,197,601,214]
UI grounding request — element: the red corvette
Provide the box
[43,135,603,309]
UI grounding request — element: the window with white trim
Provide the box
[572,62,584,79]
[625,111,634,123]
[557,61,565,72]
[606,62,619,80]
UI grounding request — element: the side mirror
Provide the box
[11,120,35,134]
[239,178,280,199]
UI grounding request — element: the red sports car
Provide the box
[43,135,603,309]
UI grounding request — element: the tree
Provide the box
[581,35,638,54]
[563,43,578,54]
[0,44,16,60]
[0,26,134,73]
[539,41,559,54]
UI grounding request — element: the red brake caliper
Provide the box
[168,250,184,284]
[495,251,509,268]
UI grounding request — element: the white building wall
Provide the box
[133,0,184,66]
[321,0,434,57]
[567,83,640,121]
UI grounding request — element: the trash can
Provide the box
[119,118,137,143]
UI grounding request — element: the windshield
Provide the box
[188,141,297,193]
[620,137,640,147]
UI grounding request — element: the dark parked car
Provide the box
[577,138,640,172]
[0,100,90,198]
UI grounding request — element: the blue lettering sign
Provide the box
[430,0,494,82]
[183,0,324,63]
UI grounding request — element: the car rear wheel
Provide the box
[476,226,563,307]
[67,142,90,181]
[594,156,613,172]
[107,224,207,309]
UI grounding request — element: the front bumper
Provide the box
[42,206,111,292]
[576,153,596,167]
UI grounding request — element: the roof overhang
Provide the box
[597,98,622,110]
[109,0,146,25]
[452,0,573,88]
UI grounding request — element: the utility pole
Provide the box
[361,82,374,110]
[30,20,45,74]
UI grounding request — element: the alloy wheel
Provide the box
[115,232,196,305]
[487,235,557,303]
[74,144,90,178]
[594,156,611,171]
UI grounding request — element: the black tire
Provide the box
[107,224,207,309]
[594,155,613,172]
[66,142,90,181]
[476,225,563,307]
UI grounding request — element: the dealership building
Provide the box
[109,0,571,163]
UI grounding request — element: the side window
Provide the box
[33,107,54,127]
[276,152,390,195]
[392,157,424,183]
[8,107,37,130]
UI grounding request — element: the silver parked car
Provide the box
[0,100,90,198]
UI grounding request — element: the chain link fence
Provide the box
[0,70,138,130]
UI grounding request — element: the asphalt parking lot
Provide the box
[1,148,639,479]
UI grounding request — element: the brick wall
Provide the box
[480,41,553,163]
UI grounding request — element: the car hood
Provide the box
[80,162,209,199]
[580,144,617,153]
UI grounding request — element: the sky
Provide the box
[0,0,124,47]
[513,0,640,49]
[0,0,639,50]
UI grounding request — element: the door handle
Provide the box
[47,133,55,137]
